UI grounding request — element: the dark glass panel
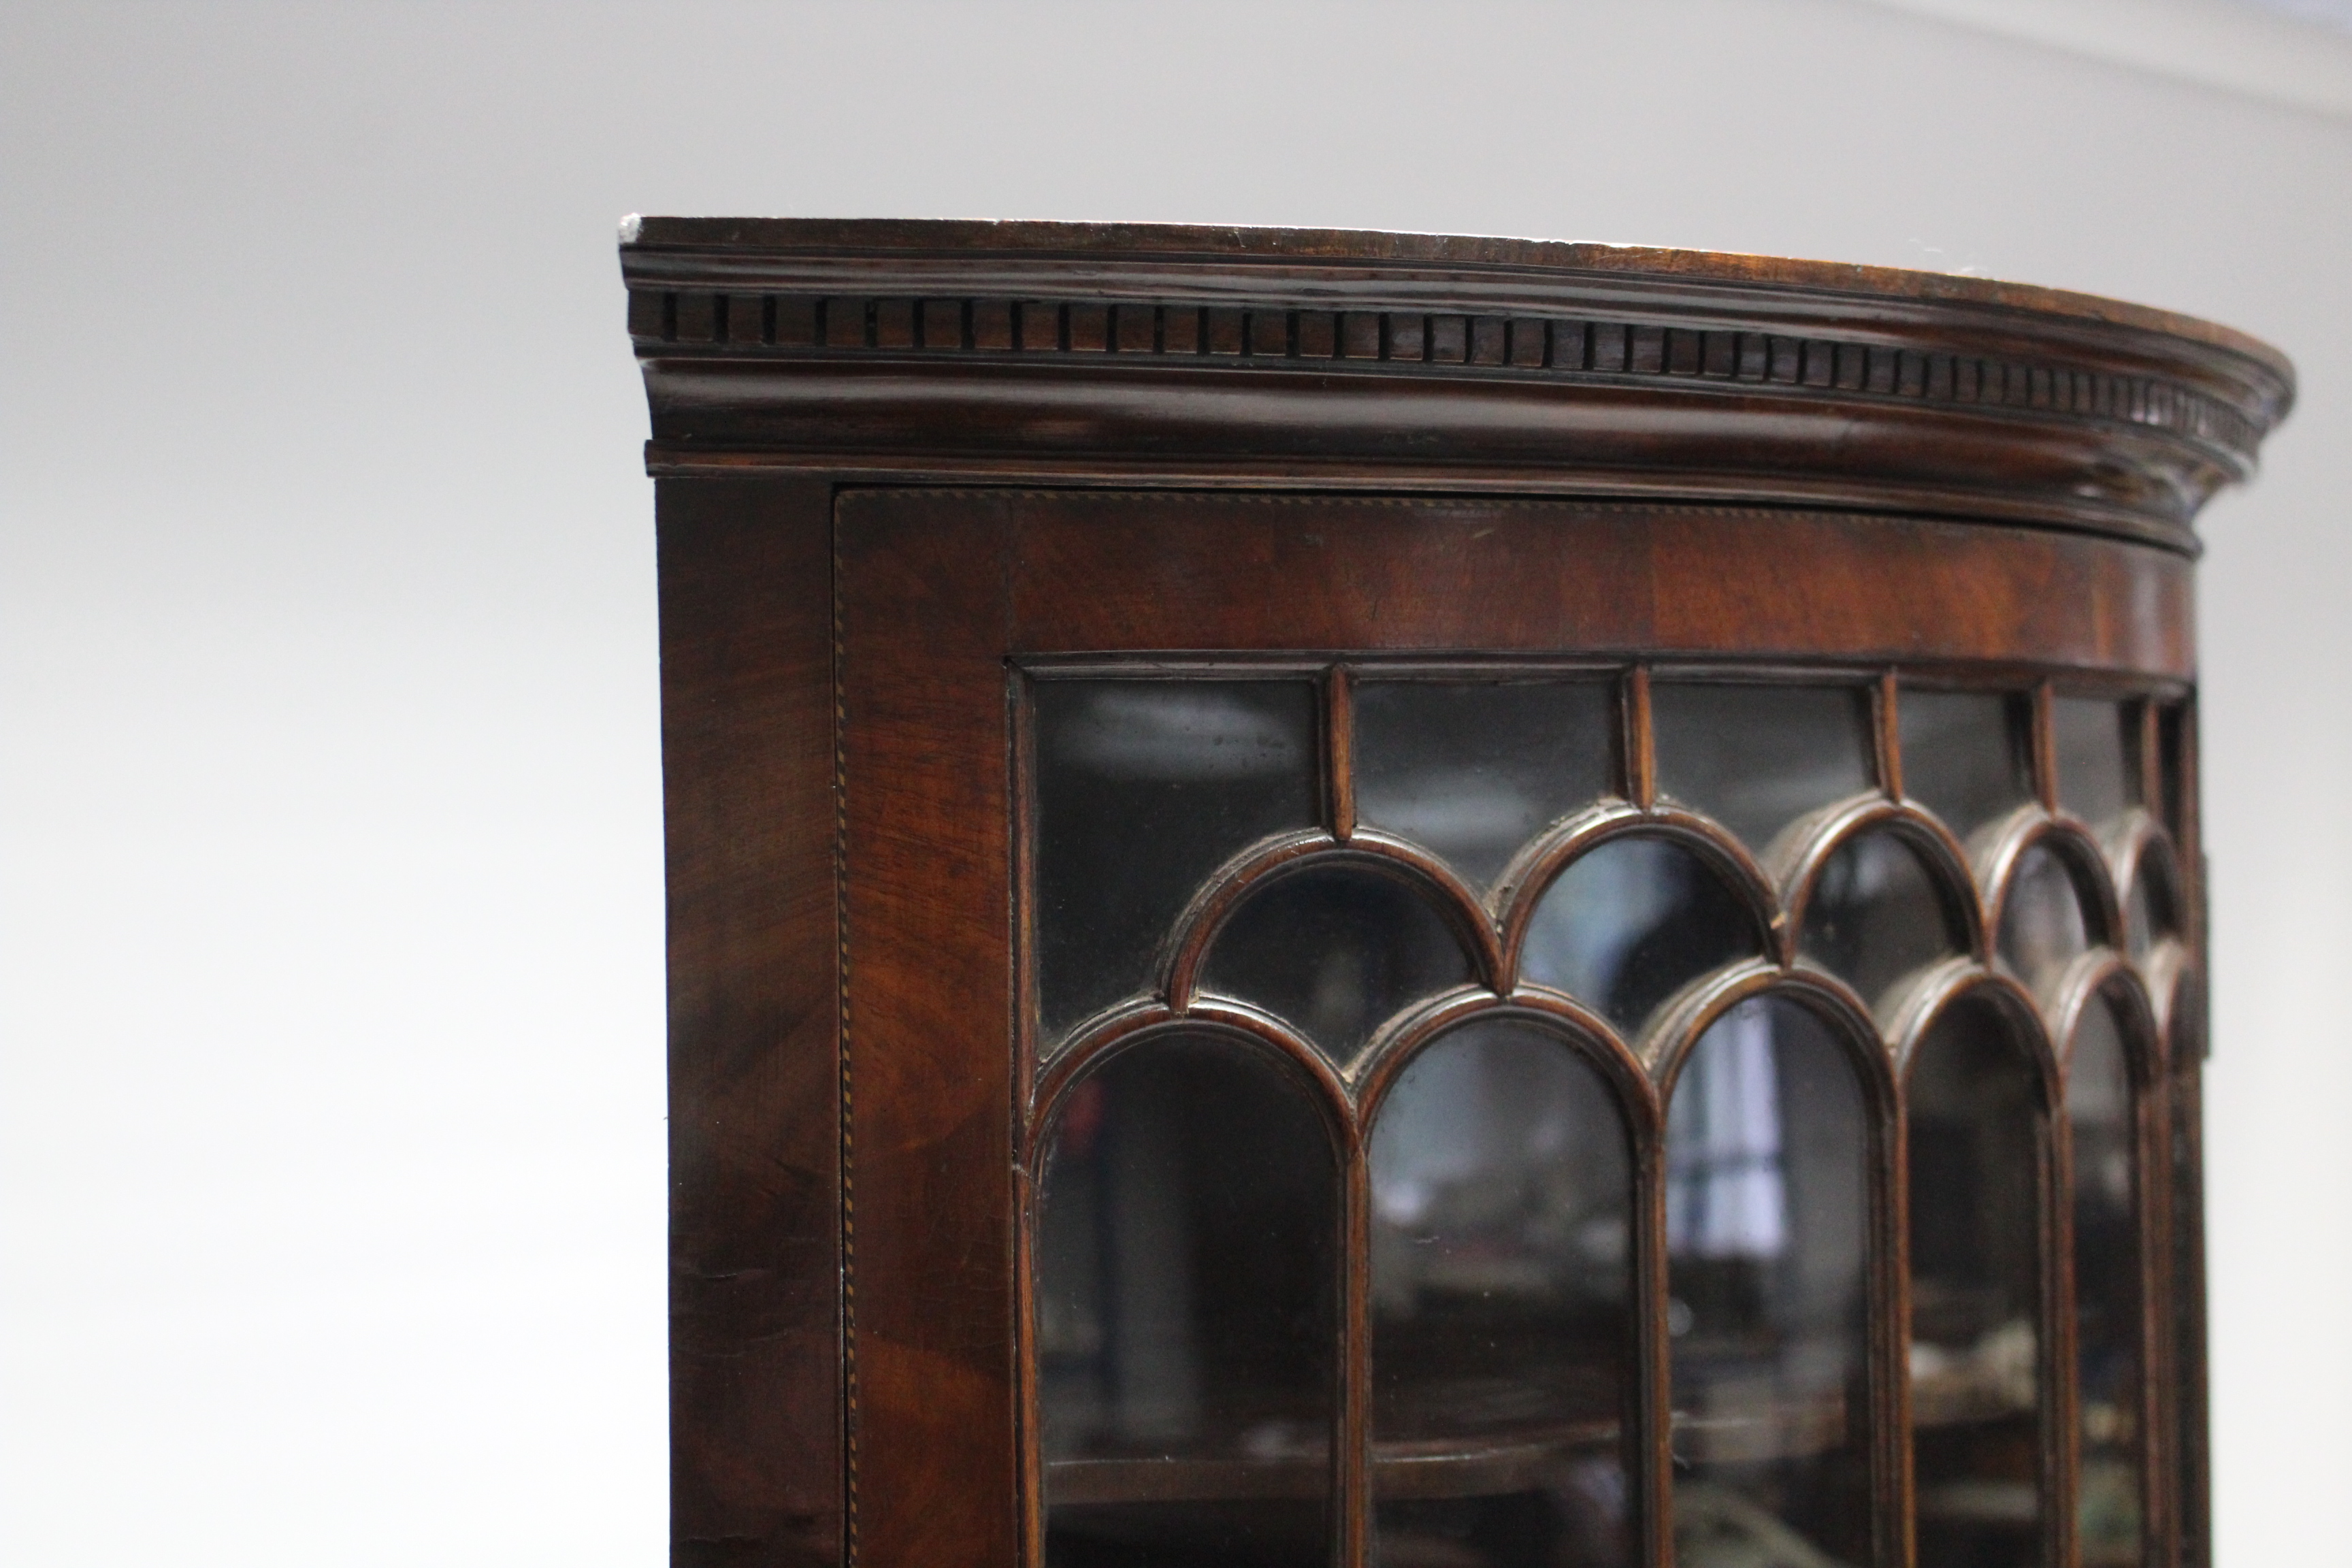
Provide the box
[2068,996,2145,1568]
[1667,996,1874,1568]
[1522,836,1760,1037]
[2053,698,2135,827]
[1906,997,2049,1568]
[1199,866,1473,1066]
[1997,845,2095,995]
[2123,850,2180,960]
[1036,681,1319,1038]
[1652,683,1874,851]
[1370,1018,1637,1568]
[1798,830,1964,1009]
[1899,689,2034,843]
[1354,679,1615,887]
[1039,1033,1338,1567]
[2156,705,2189,847]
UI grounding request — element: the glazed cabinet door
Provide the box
[836,489,2200,1568]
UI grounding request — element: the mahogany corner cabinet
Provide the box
[620,219,2292,1568]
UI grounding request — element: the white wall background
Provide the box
[3,3,2345,1563]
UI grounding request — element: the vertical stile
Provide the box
[2138,700,2163,819]
[2140,1027,2177,1568]
[1328,664,1357,843]
[2049,1017,2083,1568]
[1637,1084,1675,1568]
[1875,671,1905,803]
[1625,666,1656,811]
[1009,670,1045,1568]
[1340,1126,1371,1568]
[1879,1043,1916,1568]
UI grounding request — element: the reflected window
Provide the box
[1370,1019,1637,1568]
[2053,698,2135,828]
[1899,690,2034,844]
[1038,1033,1338,1566]
[1354,680,1615,887]
[1667,996,1874,1568]
[1522,836,1760,1036]
[1907,997,2050,1568]
[1036,681,1318,1037]
[1997,845,2096,995]
[1799,830,1964,1009]
[2068,996,2145,1568]
[1200,866,1473,1066]
[1652,683,1874,850]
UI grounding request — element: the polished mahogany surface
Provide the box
[626,222,2287,1568]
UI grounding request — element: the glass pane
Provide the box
[2123,849,2179,960]
[2053,698,2134,828]
[1668,996,1873,1568]
[1354,679,1615,887]
[1036,681,1319,1039]
[1798,830,1963,1009]
[2156,705,2188,846]
[1899,689,2034,843]
[1652,683,1874,851]
[1199,866,1472,1066]
[1996,845,2095,995]
[1907,997,2049,1568]
[1522,836,1760,1037]
[2068,996,2144,1568]
[1370,1019,1637,1568]
[1039,1032,1337,1565]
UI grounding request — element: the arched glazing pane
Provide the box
[1037,1033,1338,1566]
[1652,683,1876,851]
[2068,996,2145,1568]
[1354,680,1616,888]
[1997,845,2095,995]
[1899,689,2034,844]
[1036,681,1319,1038]
[1522,837,1759,1037]
[1667,996,1874,1568]
[2123,851,2180,960]
[1370,1019,1637,1568]
[1906,997,2049,1568]
[1200,865,1473,1067]
[1798,830,1964,1009]
[2053,698,2136,828]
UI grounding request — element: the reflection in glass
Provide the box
[2054,698,2135,827]
[1667,997,1873,1568]
[1371,1019,1637,1568]
[1036,681,1319,1038]
[2068,996,2145,1568]
[1522,837,1760,1036]
[1200,866,1473,1065]
[1039,1033,1337,1566]
[1899,690,2034,844]
[1906,998,2049,1568]
[1997,846,2095,995]
[1355,681,1615,887]
[1652,684,1875,850]
[2124,849,2180,960]
[1799,831,1963,1009]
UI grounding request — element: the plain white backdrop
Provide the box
[3,3,2347,1563]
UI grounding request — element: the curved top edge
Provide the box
[620,215,2292,381]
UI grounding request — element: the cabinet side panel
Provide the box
[659,476,843,1568]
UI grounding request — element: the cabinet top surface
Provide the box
[621,217,2292,553]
